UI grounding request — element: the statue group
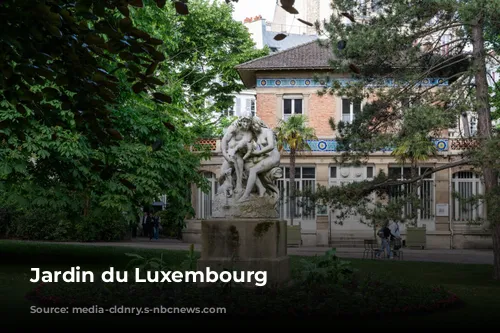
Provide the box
[215,112,282,216]
[197,112,291,286]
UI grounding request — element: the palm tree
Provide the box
[391,132,437,226]
[274,114,317,226]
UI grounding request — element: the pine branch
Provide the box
[487,52,500,65]
[370,158,471,190]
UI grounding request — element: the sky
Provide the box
[229,0,277,23]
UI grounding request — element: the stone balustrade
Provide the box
[191,137,478,155]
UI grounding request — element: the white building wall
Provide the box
[244,19,265,49]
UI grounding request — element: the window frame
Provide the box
[451,171,484,222]
[340,97,362,124]
[387,165,435,221]
[275,165,317,221]
[196,172,218,219]
[283,95,303,120]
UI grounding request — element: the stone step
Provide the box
[330,237,374,241]
[329,239,370,248]
[330,234,359,238]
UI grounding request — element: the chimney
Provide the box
[243,15,264,24]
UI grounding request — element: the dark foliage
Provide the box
[0,0,240,147]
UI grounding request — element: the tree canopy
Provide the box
[299,0,500,277]
[0,0,265,237]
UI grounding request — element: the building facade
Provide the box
[183,39,494,250]
[223,15,319,119]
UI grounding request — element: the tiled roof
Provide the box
[236,38,334,70]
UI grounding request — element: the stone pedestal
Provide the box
[211,192,279,219]
[196,218,290,288]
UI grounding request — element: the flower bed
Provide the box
[26,275,460,319]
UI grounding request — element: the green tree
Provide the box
[0,0,180,147]
[0,0,262,239]
[130,0,268,138]
[390,105,443,226]
[309,0,500,278]
[274,114,317,226]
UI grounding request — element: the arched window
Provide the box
[197,172,218,219]
[451,171,484,222]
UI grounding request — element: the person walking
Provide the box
[375,224,393,259]
[144,212,153,240]
[153,215,160,240]
[141,212,148,237]
[388,220,402,256]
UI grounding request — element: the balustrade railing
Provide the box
[191,137,478,155]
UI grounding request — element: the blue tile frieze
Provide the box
[433,139,448,151]
[281,139,449,152]
[257,78,449,88]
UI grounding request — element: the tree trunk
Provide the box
[290,149,296,226]
[411,161,418,227]
[471,18,499,278]
[493,224,500,279]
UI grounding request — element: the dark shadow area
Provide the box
[1,241,499,330]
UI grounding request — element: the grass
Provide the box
[1,240,500,328]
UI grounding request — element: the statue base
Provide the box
[196,218,290,288]
[211,192,279,219]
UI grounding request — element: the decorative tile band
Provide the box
[450,138,479,150]
[282,139,449,152]
[434,139,449,151]
[257,78,449,88]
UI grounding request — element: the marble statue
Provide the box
[198,112,291,287]
[219,114,253,194]
[214,112,282,218]
[237,116,282,202]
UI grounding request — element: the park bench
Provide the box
[363,239,379,259]
[364,238,404,260]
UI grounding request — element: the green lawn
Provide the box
[1,240,500,328]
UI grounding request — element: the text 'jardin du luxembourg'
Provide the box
[30,267,268,287]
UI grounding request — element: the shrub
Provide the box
[74,208,129,242]
[0,207,12,236]
[3,206,130,242]
[7,209,73,241]
[297,248,357,287]
[154,210,185,239]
